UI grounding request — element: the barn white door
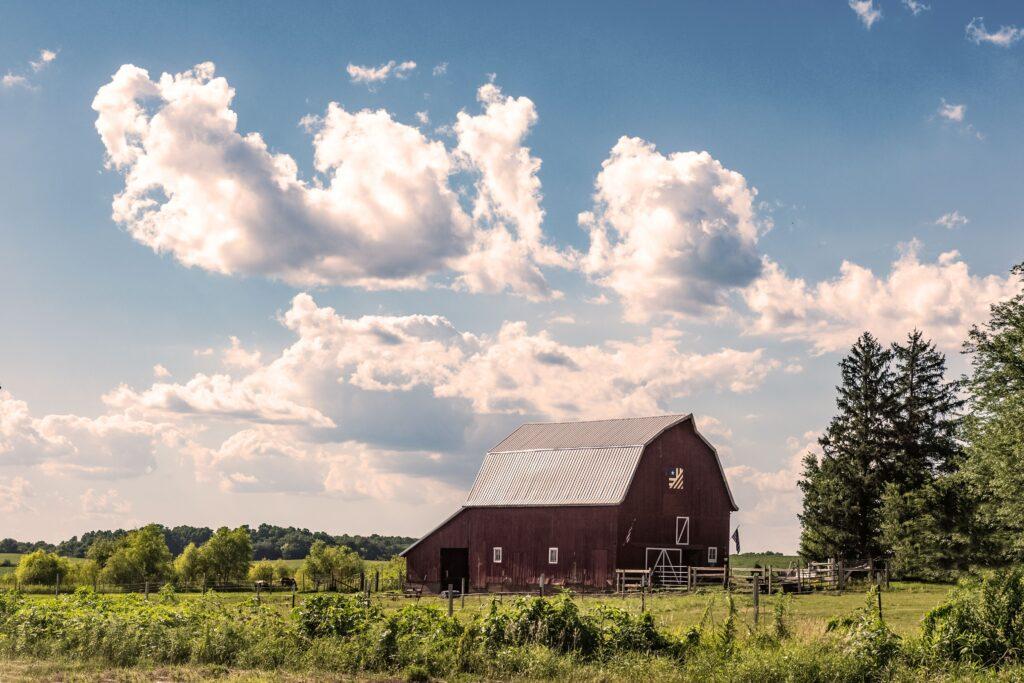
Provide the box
[645,547,684,587]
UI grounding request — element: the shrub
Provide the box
[826,586,901,676]
[295,593,381,638]
[248,560,275,584]
[14,550,69,585]
[923,567,1024,665]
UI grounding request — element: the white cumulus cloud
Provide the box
[92,62,561,299]
[742,241,1021,354]
[581,137,764,322]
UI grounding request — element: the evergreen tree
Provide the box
[880,330,972,576]
[961,264,1024,564]
[889,330,964,489]
[799,332,896,560]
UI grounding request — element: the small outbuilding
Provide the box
[401,414,737,592]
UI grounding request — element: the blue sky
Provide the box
[2,1,1022,551]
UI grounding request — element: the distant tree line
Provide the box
[798,263,1024,581]
[0,523,414,562]
[8,523,402,593]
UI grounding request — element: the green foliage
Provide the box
[99,524,173,586]
[880,480,972,581]
[961,264,1024,565]
[273,560,293,581]
[481,592,688,660]
[826,587,901,675]
[14,550,70,585]
[198,527,252,584]
[296,593,381,638]
[923,567,1024,665]
[771,593,792,641]
[84,538,118,568]
[248,560,275,584]
[7,525,413,566]
[173,543,206,586]
[302,540,363,590]
[1,587,1021,679]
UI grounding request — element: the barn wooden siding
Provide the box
[404,506,618,591]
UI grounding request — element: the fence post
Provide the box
[144,580,149,601]
[876,572,884,620]
[767,565,773,594]
[753,575,760,625]
[461,577,466,609]
[256,582,261,605]
[797,560,802,593]
[837,560,845,591]
[291,582,297,609]
[447,584,454,617]
[539,574,544,598]
[375,570,380,593]
[55,573,60,597]
[641,575,646,613]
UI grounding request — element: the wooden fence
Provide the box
[620,558,889,594]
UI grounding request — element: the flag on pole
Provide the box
[731,527,740,554]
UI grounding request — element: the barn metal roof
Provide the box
[490,414,691,452]
[465,446,644,506]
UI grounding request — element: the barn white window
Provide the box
[675,516,690,545]
[548,547,559,564]
[708,546,718,564]
[493,547,503,563]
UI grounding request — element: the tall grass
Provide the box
[1,585,1023,680]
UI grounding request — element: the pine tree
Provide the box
[879,330,969,577]
[799,332,896,560]
[889,330,965,490]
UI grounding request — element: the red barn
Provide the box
[401,414,737,592]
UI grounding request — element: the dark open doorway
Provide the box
[439,547,469,593]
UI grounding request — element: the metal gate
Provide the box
[645,547,687,588]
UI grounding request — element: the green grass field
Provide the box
[728,552,800,568]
